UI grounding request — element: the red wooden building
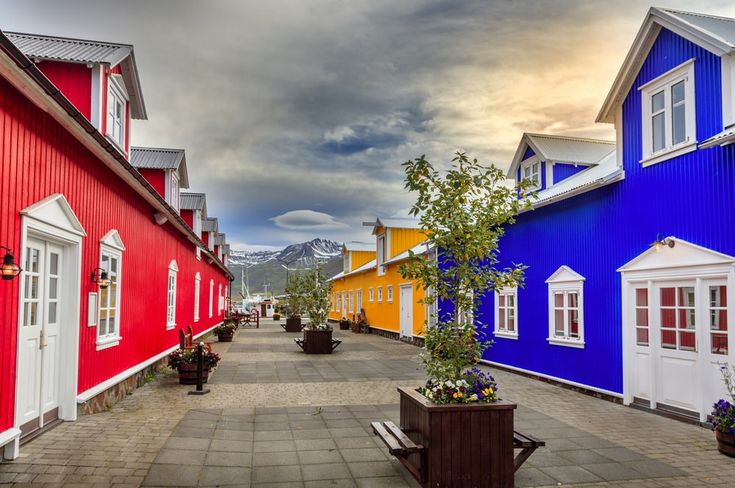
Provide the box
[0,31,233,459]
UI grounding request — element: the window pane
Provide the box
[636,308,648,327]
[48,302,57,324]
[554,293,564,308]
[672,103,686,145]
[498,295,505,307]
[99,316,107,336]
[508,294,514,307]
[30,302,38,326]
[636,328,649,346]
[671,80,685,104]
[652,91,665,112]
[710,309,728,331]
[661,329,676,349]
[661,308,676,328]
[507,310,515,332]
[48,277,58,300]
[568,292,578,309]
[108,316,116,335]
[636,288,648,307]
[712,333,729,355]
[660,287,675,307]
[710,286,727,307]
[568,309,579,337]
[678,308,695,330]
[49,252,58,275]
[679,331,695,351]
[679,287,695,308]
[652,113,665,152]
[498,310,506,329]
[554,310,564,336]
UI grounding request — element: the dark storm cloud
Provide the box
[3,0,734,249]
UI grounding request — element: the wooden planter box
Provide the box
[716,430,735,457]
[396,387,516,487]
[285,317,302,332]
[350,322,361,333]
[216,330,234,342]
[339,320,350,330]
[303,328,336,354]
[178,363,210,385]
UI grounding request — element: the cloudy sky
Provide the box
[3,0,734,250]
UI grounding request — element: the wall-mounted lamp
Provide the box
[0,246,22,280]
[91,267,111,289]
[650,234,675,252]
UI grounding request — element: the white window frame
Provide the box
[377,286,383,303]
[520,157,541,190]
[387,285,394,303]
[170,172,180,211]
[546,266,585,348]
[357,289,363,312]
[336,293,342,314]
[194,272,201,322]
[97,232,124,349]
[494,287,518,339]
[106,75,127,150]
[349,290,355,314]
[218,284,223,314]
[369,287,374,303]
[209,279,214,318]
[167,260,178,329]
[425,286,438,328]
[377,234,386,276]
[640,59,696,167]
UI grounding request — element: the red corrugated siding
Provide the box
[0,75,230,432]
[180,209,194,228]
[139,168,166,197]
[35,61,92,121]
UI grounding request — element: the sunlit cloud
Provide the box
[271,210,350,230]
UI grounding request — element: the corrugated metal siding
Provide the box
[389,228,425,260]
[5,32,130,64]
[441,27,733,395]
[522,146,535,161]
[0,76,229,431]
[138,168,166,198]
[553,163,587,184]
[36,61,92,120]
[350,251,375,271]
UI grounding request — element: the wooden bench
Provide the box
[240,309,259,328]
[179,326,212,352]
[371,420,545,481]
[371,421,426,483]
[513,430,546,472]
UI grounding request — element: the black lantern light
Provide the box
[0,246,21,280]
[91,267,112,289]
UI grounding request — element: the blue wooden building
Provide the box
[473,7,735,422]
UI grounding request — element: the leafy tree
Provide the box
[301,265,332,330]
[399,152,534,384]
[284,273,307,319]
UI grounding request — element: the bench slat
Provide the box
[384,421,418,450]
[371,422,404,455]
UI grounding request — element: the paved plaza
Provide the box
[1,319,733,487]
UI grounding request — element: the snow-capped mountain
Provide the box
[229,238,342,266]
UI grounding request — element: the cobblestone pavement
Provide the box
[1,319,733,487]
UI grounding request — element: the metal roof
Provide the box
[384,241,432,265]
[329,259,377,281]
[507,133,615,179]
[4,31,147,120]
[130,146,189,188]
[180,192,206,211]
[363,217,421,234]
[700,125,735,148]
[214,233,226,246]
[344,242,375,252]
[661,8,735,48]
[202,218,219,232]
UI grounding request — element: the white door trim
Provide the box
[399,284,413,338]
[15,194,84,435]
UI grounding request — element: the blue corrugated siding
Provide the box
[441,28,733,394]
[523,146,535,160]
[553,162,587,184]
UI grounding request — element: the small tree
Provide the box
[399,152,534,390]
[284,273,306,319]
[301,265,332,330]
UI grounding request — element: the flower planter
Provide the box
[716,430,735,457]
[216,330,234,342]
[339,320,350,330]
[178,363,210,385]
[272,313,281,321]
[285,317,302,332]
[350,322,361,333]
[396,386,516,487]
[302,328,336,354]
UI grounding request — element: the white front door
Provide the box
[16,238,63,436]
[400,285,413,338]
[341,291,347,319]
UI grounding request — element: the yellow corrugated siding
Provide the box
[350,250,375,271]
[388,228,425,260]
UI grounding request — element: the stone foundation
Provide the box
[77,359,166,415]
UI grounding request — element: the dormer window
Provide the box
[344,253,350,273]
[170,172,179,211]
[521,159,541,190]
[106,76,127,150]
[640,59,696,166]
[377,234,386,276]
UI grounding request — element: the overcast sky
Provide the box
[3,0,734,250]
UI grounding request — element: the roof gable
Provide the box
[21,193,87,237]
[180,192,207,212]
[100,229,125,251]
[508,133,615,179]
[597,7,735,123]
[5,31,147,119]
[130,147,189,188]
[363,217,421,234]
[618,237,735,273]
[545,265,585,283]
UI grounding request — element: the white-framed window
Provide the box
[387,285,393,303]
[546,266,585,347]
[209,279,214,318]
[357,289,363,312]
[377,234,386,276]
[341,291,347,314]
[194,272,201,322]
[521,159,541,190]
[425,286,438,328]
[97,231,124,348]
[349,290,355,314]
[336,293,342,314]
[218,284,223,314]
[640,59,696,166]
[167,260,178,329]
[369,287,374,302]
[377,286,383,303]
[494,287,518,339]
[106,75,127,149]
[170,172,180,211]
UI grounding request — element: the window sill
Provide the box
[547,337,585,348]
[166,323,176,330]
[494,331,518,340]
[96,337,121,351]
[640,141,697,167]
[194,317,200,323]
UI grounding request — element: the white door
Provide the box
[400,285,413,338]
[703,280,731,410]
[341,291,347,319]
[654,282,699,413]
[17,238,63,436]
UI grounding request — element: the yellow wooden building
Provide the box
[328,219,434,340]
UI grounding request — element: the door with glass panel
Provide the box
[654,282,699,413]
[704,280,731,408]
[16,238,63,436]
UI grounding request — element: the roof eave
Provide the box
[520,169,625,212]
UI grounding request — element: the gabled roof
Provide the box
[363,217,421,234]
[5,31,147,120]
[507,133,615,179]
[700,125,735,148]
[597,7,735,123]
[180,192,207,212]
[343,242,375,253]
[202,218,219,233]
[214,233,227,246]
[130,147,189,188]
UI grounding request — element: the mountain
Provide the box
[228,239,343,298]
